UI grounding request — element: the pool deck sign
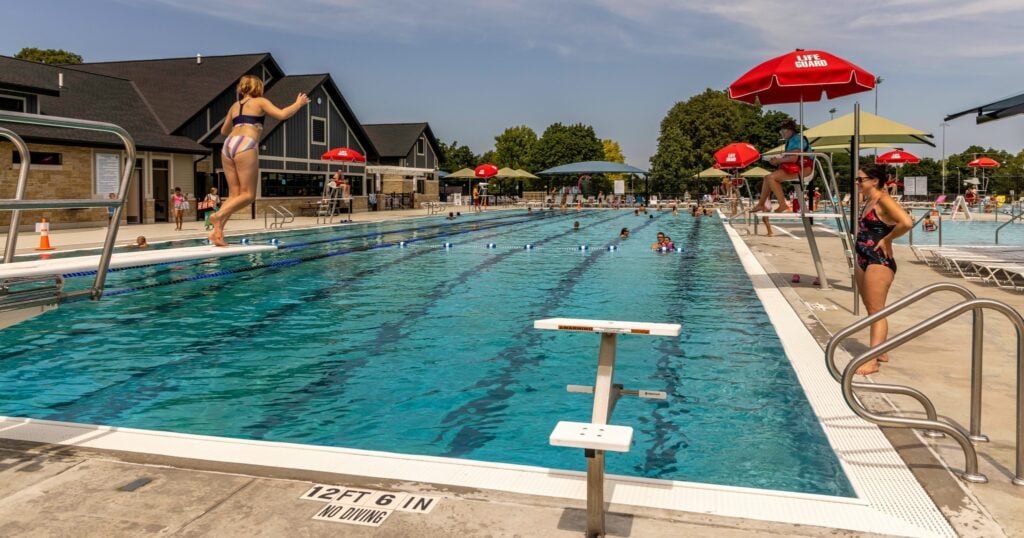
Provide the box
[300,484,439,528]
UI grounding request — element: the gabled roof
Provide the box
[71,53,279,133]
[211,74,378,159]
[0,61,206,153]
[0,56,61,96]
[362,122,438,158]
[946,91,1024,124]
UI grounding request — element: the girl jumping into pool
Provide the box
[211,75,309,246]
[854,163,913,375]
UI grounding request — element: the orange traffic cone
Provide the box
[36,218,55,251]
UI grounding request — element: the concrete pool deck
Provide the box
[0,209,1021,536]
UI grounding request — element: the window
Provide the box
[0,94,26,112]
[13,151,61,166]
[416,137,425,156]
[416,178,426,194]
[261,172,325,197]
[347,175,363,196]
[311,117,326,145]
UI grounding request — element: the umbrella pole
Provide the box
[851,103,861,315]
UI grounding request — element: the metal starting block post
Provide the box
[535,318,681,538]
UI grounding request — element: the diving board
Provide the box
[0,244,276,279]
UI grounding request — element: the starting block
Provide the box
[550,421,633,453]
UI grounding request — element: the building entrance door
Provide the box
[152,159,169,222]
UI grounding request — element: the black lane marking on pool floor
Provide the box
[25,213,582,422]
[236,210,630,439]
[434,213,664,457]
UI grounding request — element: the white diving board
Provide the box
[0,244,277,279]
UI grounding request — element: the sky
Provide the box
[4,0,1024,168]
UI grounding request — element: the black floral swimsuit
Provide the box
[855,205,897,274]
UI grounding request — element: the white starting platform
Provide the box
[751,212,845,219]
[536,317,680,538]
[0,244,277,279]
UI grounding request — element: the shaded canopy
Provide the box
[696,167,729,178]
[794,111,934,147]
[537,160,647,175]
[515,169,539,180]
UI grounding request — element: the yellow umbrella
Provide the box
[696,167,729,178]
[764,142,895,155]
[446,167,476,179]
[741,166,772,178]
[799,111,933,147]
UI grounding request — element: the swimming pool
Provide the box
[0,210,853,497]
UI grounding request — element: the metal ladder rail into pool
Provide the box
[825,282,983,440]
[264,205,294,229]
[835,291,1024,485]
[536,318,681,538]
[995,210,1023,245]
[0,111,135,308]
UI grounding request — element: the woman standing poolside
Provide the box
[211,75,309,246]
[854,163,913,375]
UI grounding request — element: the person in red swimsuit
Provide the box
[854,163,913,375]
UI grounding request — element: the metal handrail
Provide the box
[0,127,30,263]
[995,211,1023,244]
[826,282,983,440]
[0,110,135,300]
[842,297,1024,485]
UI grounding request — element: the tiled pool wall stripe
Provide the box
[71,212,590,302]
[721,219,956,538]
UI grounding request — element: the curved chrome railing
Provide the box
[0,111,135,300]
[840,296,1024,485]
[825,282,985,441]
[0,126,31,264]
[995,211,1023,245]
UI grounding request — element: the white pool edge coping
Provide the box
[0,215,954,538]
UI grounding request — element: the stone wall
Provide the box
[0,142,114,230]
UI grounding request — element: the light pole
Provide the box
[874,77,884,115]
[940,122,950,194]
[829,108,836,120]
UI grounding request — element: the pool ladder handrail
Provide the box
[828,282,1024,485]
[0,111,135,304]
[264,205,294,229]
[995,210,1023,245]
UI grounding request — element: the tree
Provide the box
[530,123,604,172]
[478,150,497,166]
[649,89,794,194]
[493,126,537,170]
[437,139,477,172]
[15,47,82,65]
[602,139,625,164]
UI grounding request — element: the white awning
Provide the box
[367,165,439,178]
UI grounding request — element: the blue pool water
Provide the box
[0,210,854,497]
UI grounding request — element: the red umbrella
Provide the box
[729,49,875,104]
[876,150,920,165]
[474,164,498,178]
[967,157,1000,168]
[321,147,366,162]
[714,142,761,169]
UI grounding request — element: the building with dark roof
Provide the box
[363,123,442,204]
[1,52,441,229]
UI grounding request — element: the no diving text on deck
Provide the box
[300,484,439,528]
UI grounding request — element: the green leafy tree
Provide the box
[478,150,497,166]
[602,139,625,163]
[14,47,82,65]
[437,139,477,172]
[530,123,604,172]
[649,89,794,194]
[493,126,537,170]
